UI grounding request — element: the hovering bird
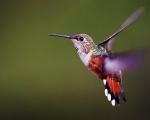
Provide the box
[48,7,144,106]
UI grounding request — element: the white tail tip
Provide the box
[107,94,111,101]
[111,99,116,106]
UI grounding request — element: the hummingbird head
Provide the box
[48,33,95,54]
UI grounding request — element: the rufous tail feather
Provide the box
[102,75,126,106]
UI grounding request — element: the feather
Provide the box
[104,49,147,74]
[98,7,144,52]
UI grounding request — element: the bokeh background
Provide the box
[0,0,150,120]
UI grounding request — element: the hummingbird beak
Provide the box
[48,34,72,39]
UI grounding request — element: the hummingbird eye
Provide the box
[79,37,84,41]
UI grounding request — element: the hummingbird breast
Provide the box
[87,55,105,78]
[78,46,107,78]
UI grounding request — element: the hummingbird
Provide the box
[48,7,144,106]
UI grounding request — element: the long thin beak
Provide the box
[48,34,72,39]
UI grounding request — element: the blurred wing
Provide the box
[98,7,144,51]
[104,49,146,74]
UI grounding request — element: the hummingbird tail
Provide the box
[102,75,126,106]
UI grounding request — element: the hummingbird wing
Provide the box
[98,7,144,52]
[104,49,146,74]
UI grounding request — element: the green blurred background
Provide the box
[0,0,150,120]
